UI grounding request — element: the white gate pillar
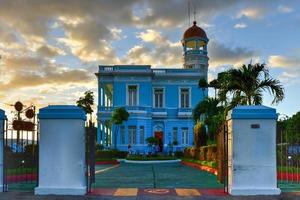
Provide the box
[35,105,87,195]
[0,109,6,192]
[226,105,281,195]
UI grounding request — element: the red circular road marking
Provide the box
[143,189,170,194]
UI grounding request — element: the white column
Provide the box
[226,105,281,196]
[101,87,104,107]
[0,109,6,192]
[35,105,87,195]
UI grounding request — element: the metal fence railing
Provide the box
[277,126,300,192]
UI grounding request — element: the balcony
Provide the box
[178,108,192,118]
[98,106,149,115]
[152,108,167,118]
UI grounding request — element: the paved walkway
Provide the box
[93,163,222,189]
[0,191,300,200]
[90,188,226,197]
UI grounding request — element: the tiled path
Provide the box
[89,188,227,197]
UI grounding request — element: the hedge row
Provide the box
[95,150,128,159]
[184,144,217,162]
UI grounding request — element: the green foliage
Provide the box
[198,78,208,89]
[95,144,104,151]
[126,154,177,161]
[111,107,129,148]
[193,122,207,147]
[146,136,158,146]
[76,91,94,120]
[218,63,284,108]
[111,107,129,125]
[95,149,128,159]
[193,98,225,141]
[277,166,300,173]
[174,151,184,158]
[182,158,217,169]
[277,111,300,142]
[183,145,217,164]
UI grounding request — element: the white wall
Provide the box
[35,119,86,195]
[228,118,280,195]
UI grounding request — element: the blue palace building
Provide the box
[96,21,209,153]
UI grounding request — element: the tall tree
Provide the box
[193,97,225,140]
[111,107,129,149]
[198,78,208,98]
[218,63,284,109]
[76,91,94,121]
[209,79,220,98]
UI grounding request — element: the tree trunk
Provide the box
[248,96,252,105]
[114,125,119,149]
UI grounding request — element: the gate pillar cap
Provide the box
[0,108,6,120]
[38,105,86,120]
[226,105,277,120]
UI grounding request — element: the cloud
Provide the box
[57,17,120,63]
[137,29,164,44]
[2,56,44,71]
[268,55,300,68]
[208,41,257,67]
[236,7,265,19]
[0,66,93,91]
[268,55,300,86]
[234,23,247,29]
[123,30,182,67]
[278,5,293,13]
[36,45,65,57]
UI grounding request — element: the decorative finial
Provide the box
[193,21,196,26]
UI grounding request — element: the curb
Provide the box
[124,159,181,164]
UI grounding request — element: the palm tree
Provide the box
[209,79,220,98]
[193,97,225,140]
[198,78,208,98]
[218,63,284,108]
[111,107,129,149]
[76,91,94,122]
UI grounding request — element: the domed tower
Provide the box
[182,21,209,73]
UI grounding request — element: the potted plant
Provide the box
[146,137,158,155]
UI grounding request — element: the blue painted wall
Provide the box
[97,66,207,152]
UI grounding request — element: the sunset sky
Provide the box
[0,0,299,119]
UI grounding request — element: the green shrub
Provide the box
[194,122,207,147]
[115,151,128,158]
[182,158,217,169]
[95,144,104,151]
[174,151,184,158]
[127,154,177,161]
[95,150,128,159]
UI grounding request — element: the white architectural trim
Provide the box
[178,112,192,117]
[128,110,147,114]
[35,187,86,195]
[124,159,181,164]
[152,112,167,116]
[178,86,192,108]
[152,87,165,108]
[126,84,139,106]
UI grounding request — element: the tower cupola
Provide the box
[182,21,209,71]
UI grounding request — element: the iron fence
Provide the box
[277,126,300,192]
[3,118,39,191]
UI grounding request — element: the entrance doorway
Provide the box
[154,131,163,152]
